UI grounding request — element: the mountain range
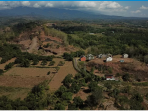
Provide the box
[0,7,147,20]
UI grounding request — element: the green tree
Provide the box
[58,61,65,66]
[41,60,47,66]
[62,74,73,87]
[49,61,55,66]
[73,96,84,108]
[0,69,4,75]
[88,81,98,92]
[104,82,112,90]
[70,82,80,93]
[20,59,30,67]
[122,73,130,81]
[47,71,50,75]
[61,92,73,101]
[54,103,65,110]
[4,62,14,70]
[32,58,39,65]
[55,66,60,73]
[86,87,103,108]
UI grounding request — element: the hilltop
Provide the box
[0,19,148,110]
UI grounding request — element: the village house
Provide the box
[122,54,128,58]
[106,56,113,62]
[80,55,86,61]
[98,54,112,59]
[97,54,107,58]
[105,75,115,80]
[86,54,94,61]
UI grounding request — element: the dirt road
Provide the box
[27,37,38,53]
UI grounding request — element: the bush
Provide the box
[61,92,73,101]
[88,81,98,92]
[47,71,50,75]
[4,62,14,70]
[115,95,129,110]
[70,82,80,93]
[58,61,65,66]
[0,69,4,75]
[86,87,103,107]
[20,59,30,67]
[62,74,73,87]
[49,61,55,66]
[55,85,67,97]
[104,82,112,90]
[145,93,148,100]
[32,58,39,65]
[73,96,84,108]
[122,73,130,81]
[54,103,65,110]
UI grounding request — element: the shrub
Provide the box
[86,87,103,107]
[145,93,148,100]
[4,62,14,70]
[49,61,55,66]
[61,92,73,101]
[104,82,112,90]
[70,82,80,93]
[58,61,65,66]
[0,69,4,75]
[73,96,84,108]
[122,73,130,81]
[88,81,98,92]
[47,71,50,75]
[62,74,73,87]
[41,60,47,66]
[54,103,65,110]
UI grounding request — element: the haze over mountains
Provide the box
[0,7,147,20]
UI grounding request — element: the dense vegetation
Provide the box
[55,23,148,63]
[0,19,148,110]
[0,43,53,67]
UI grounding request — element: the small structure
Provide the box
[120,60,124,62]
[80,55,86,61]
[105,75,115,80]
[106,57,113,62]
[86,54,94,61]
[122,54,128,58]
[98,54,112,59]
[89,33,95,35]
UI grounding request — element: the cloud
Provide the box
[0,1,128,10]
[0,1,130,16]
[140,5,148,10]
[131,10,141,13]
[21,1,30,7]
[125,6,129,10]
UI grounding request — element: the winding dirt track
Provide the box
[27,37,38,53]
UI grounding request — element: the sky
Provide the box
[0,1,148,17]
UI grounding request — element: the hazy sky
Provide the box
[0,1,148,17]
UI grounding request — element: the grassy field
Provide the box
[0,86,30,100]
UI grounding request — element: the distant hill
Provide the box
[0,7,147,20]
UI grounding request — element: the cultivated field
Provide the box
[49,61,77,91]
[1,67,55,88]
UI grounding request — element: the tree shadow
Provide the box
[83,89,91,93]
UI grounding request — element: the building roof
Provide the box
[80,55,86,58]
